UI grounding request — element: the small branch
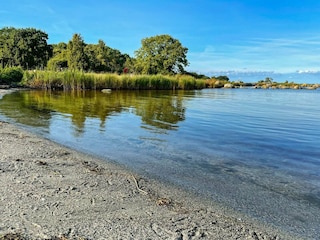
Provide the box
[131,175,148,195]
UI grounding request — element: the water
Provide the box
[0,89,319,238]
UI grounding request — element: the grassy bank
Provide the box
[22,70,206,90]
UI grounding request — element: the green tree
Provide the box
[47,42,68,70]
[85,40,110,72]
[134,34,189,75]
[67,34,88,70]
[0,27,51,69]
[265,77,273,84]
[85,40,130,73]
[184,71,209,79]
[216,75,229,81]
[0,27,16,68]
[123,56,137,74]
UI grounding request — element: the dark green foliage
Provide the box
[135,34,189,75]
[184,71,209,79]
[0,27,51,69]
[0,26,213,86]
[215,75,229,81]
[47,42,68,70]
[0,67,23,84]
[1,27,188,77]
[84,40,129,73]
[67,34,88,70]
[47,38,130,73]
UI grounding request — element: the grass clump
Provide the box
[22,70,206,90]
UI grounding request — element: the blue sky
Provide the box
[1,0,320,75]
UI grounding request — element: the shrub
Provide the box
[0,67,24,85]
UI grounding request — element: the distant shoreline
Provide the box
[1,81,319,92]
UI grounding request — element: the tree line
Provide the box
[0,27,193,76]
[0,27,50,69]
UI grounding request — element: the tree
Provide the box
[215,75,229,81]
[0,27,51,69]
[265,77,273,84]
[134,34,188,75]
[67,34,88,70]
[123,56,136,74]
[47,42,68,70]
[0,27,16,68]
[184,71,209,79]
[85,40,130,73]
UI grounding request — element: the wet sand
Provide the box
[0,90,298,239]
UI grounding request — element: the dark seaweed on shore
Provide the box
[0,233,88,240]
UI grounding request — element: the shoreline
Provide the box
[0,89,299,239]
[0,121,297,240]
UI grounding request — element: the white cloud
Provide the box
[187,35,320,73]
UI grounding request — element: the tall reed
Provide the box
[22,70,206,90]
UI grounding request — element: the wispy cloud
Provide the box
[23,3,75,42]
[188,35,320,73]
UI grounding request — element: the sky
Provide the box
[1,0,320,76]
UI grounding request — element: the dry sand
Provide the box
[0,90,298,240]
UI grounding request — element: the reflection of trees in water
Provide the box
[0,90,196,133]
[0,92,51,128]
[135,94,185,130]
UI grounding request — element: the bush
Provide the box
[0,67,24,85]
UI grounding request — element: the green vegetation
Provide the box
[0,67,24,85]
[47,35,129,73]
[0,27,51,69]
[135,34,188,75]
[1,27,205,89]
[0,27,189,77]
[1,27,319,90]
[22,70,206,90]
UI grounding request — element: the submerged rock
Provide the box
[101,89,112,93]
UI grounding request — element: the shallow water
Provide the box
[1,88,319,238]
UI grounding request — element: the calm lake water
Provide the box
[0,88,319,238]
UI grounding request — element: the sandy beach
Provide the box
[0,90,298,240]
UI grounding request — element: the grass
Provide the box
[22,70,206,90]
